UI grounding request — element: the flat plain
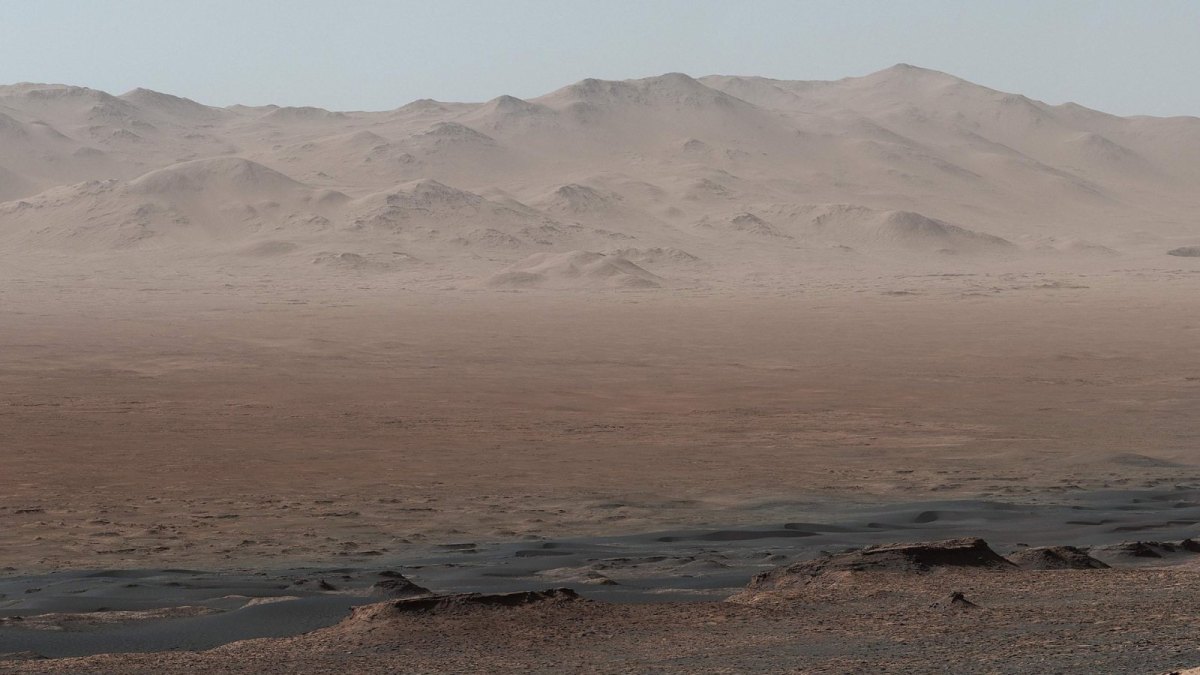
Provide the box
[3,265,1198,572]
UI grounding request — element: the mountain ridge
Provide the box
[1,65,1197,284]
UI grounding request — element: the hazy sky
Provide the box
[2,0,1198,116]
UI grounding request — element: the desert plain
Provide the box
[0,65,1199,672]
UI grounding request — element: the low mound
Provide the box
[240,240,299,257]
[696,212,789,238]
[350,179,488,214]
[542,183,624,213]
[312,252,371,269]
[1109,452,1184,468]
[532,183,662,232]
[0,160,345,250]
[1097,540,1200,560]
[409,122,498,148]
[685,177,736,200]
[260,106,346,123]
[119,88,225,121]
[806,205,1014,254]
[347,180,551,236]
[1168,246,1200,257]
[480,95,554,118]
[1007,546,1109,570]
[310,252,417,272]
[450,228,525,249]
[1060,132,1152,176]
[541,72,746,111]
[126,157,307,198]
[346,181,565,249]
[1029,237,1118,256]
[0,605,217,630]
[874,211,1013,252]
[487,251,663,289]
[459,95,560,135]
[607,247,701,265]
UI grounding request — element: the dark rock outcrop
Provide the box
[1007,546,1110,570]
[746,538,1014,591]
[932,590,980,611]
[1100,540,1200,560]
[336,588,584,632]
[371,571,430,598]
[387,588,582,613]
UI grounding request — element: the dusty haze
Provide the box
[1,65,1198,571]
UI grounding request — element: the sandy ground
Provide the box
[2,266,1197,572]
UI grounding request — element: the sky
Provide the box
[1,0,1198,116]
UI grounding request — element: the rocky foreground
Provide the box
[6,538,1200,674]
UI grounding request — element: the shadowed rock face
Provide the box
[338,588,585,630]
[746,537,1014,591]
[370,571,430,598]
[933,590,980,611]
[1007,546,1109,570]
[386,588,582,613]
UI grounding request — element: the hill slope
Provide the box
[1,66,1197,284]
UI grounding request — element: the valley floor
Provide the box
[1,262,1198,572]
[0,260,1198,672]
